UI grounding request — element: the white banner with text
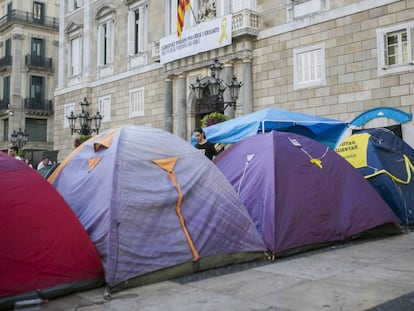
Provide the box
[160,15,232,64]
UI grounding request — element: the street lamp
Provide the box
[190,59,243,111]
[66,97,103,136]
[10,128,29,148]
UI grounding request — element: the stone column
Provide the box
[164,77,173,133]
[57,0,65,88]
[10,33,24,138]
[242,57,253,114]
[222,62,235,118]
[176,74,187,140]
[83,0,92,81]
[186,106,195,142]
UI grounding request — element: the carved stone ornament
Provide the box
[198,0,216,23]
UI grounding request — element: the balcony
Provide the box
[0,55,12,71]
[24,98,53,116]
[25,55,53,71]
[0,10,58,31]
[232,9,259,38]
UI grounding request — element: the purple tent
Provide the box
[214,131,400,254]
[49,125,266,292]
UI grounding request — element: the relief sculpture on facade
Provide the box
[198,0,216,22]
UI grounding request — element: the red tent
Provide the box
[0,153,104,310]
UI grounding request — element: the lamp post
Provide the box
[190,59,243,112]
[66,97,103,136]
[10,128,29,148]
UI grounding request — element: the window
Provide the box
[66,22,83,78]
[377,23,414,75]
[127,3,147,55]
[31,38,44,58]
[64,103,75,128]
[5,38,11,57]
[97,19,114,67]
[31,38,45,66]
[3,118,9,142]
[287,0,328,21]
[293,43,326,90]
[30,76,45,105]
[98,95,111,122]
[68,0,82,12]
[7,2,12,17]
[96,6,115,76]
[386,31,408,65]
[33,2,45,24]
[26,118,47,142]
[129,87,144,117]
[3,76,10,103]
[69,36,81,76]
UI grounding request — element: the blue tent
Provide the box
[350,107,412,127]
[336,128,414,229]
[200,108,348,149]
[336,107,414,149]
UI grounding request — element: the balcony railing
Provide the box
[24,98,53,112]
[25,55,52,70]
[232,9,259,38]
[0,10,58,31]
[0,55,12,68]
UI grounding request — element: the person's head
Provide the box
[8,146,18,157]
[193,127,206,143]
[42,156,50,165]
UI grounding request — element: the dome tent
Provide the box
[49,125,267,293]
[336,107,414,149]
[0,153,104,310]
[214,131,401,255]
[337,128,414,229]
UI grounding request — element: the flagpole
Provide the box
[189,3,198,24]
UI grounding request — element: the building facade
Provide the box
[0,0,59,164]
[55,0,414,160]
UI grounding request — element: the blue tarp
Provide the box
[201,108,348,149]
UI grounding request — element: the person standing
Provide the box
[37,156,51,170]
[8,146,22,160]
[193,127,218,160]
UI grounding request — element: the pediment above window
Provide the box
[65,22,83,33]
[124,0,139,5]
[96,5,116,20]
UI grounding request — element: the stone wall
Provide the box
[252,0,414,122]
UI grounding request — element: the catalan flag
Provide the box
[176,0,191,39]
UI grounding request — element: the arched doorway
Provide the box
[193,77,225,128]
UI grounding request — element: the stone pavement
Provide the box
[43,231,414,311]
